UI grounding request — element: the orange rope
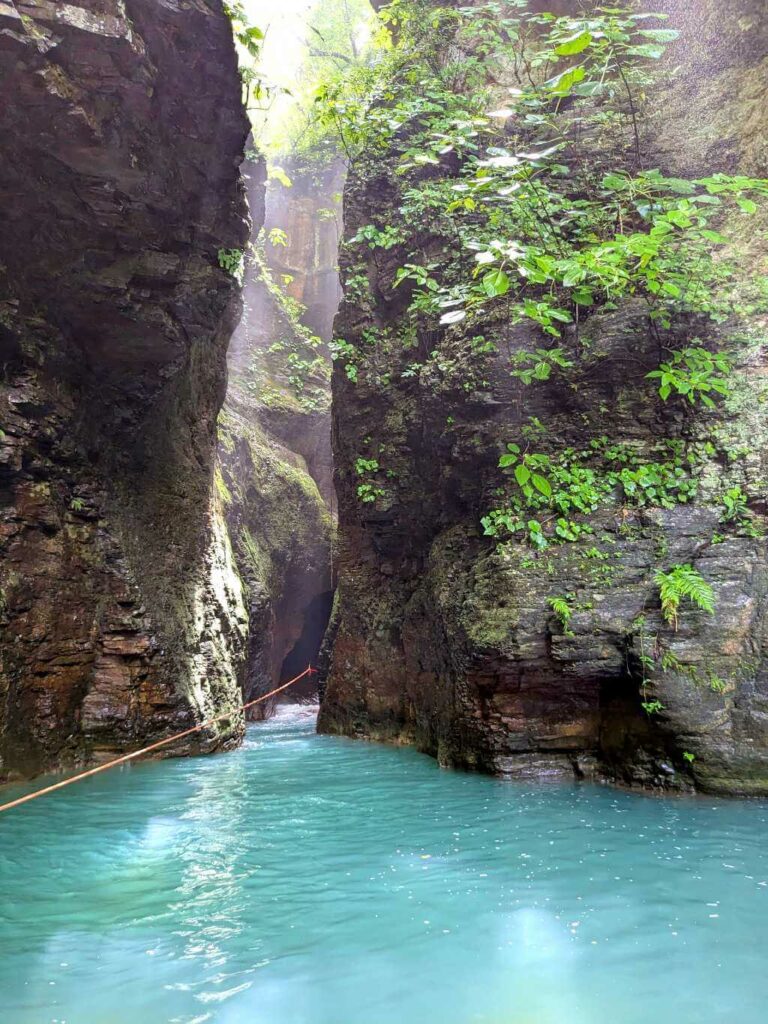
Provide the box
[0,665,317,816]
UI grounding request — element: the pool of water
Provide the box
[1,705,767,1023]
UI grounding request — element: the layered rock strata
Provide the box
[319,0,768,794]
[217,160,337,709]
[0,0,251,778]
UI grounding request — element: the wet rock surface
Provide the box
[319,0,768,795]
[0,0,251,778]
[217,160,337,710]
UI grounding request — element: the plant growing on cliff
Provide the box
[218,247,245,284]
[330,338,359,382]
[547,595,573,631]
[354,455,385,503]
[250,241,330,410]
[352,224,405,250]
[654,565,715,629]
[223,2,263,58]
[647,346,732,408]
[268,228,289,248]
[719,486,762,537]
[359,7,759,320]
[483,438,703,548]
[223,2,271,108]
[510,347,573,385]
[642,699,665,716]
[320,1,766,395]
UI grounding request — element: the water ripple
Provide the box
[0,704,766,1022]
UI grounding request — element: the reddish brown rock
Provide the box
[0,0,252,779]
[319,0,768,795]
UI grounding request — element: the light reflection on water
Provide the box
[0,702,766,1023]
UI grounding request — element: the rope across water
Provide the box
[0,665,317,815]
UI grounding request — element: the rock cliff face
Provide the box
[217,161,337,709]
[260,161,344,509]
[266,161,345,345]
[319,0,768,794]
[0,1,251,778]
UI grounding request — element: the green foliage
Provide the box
[250,242,329,410]
[660,649,727,692]
[269,166,293,188]
[547,595,573,630]
[483,437,702,548]
[654,564,715,629]
[721,485,750,523]
[352,224,405,250]
[357,482,385,503]
[223,2,270,109]
[256,0,379,161]
[510,347,573,385]
[223,3,264,58]
[330,338,359,382]
[217,247,245,284]
[718,485,762,537]
[354,456,386,503]
[641,699,664,716]
[647,346,731,408]
[327,3,766,335]
[69,497,84,512]
[268,228,289,248]
[310,2,767,560]
[315,0,766,426]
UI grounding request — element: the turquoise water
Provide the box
[0,706,767,1023]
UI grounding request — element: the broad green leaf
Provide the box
[555,30,592,56]
[636,28,679,42]
[625,43,665,59]
[515,464,531,487]
[737,197,758,214]
[483,269,511,297]
[532,474,552,498]
[548,65,586,96]
[549,308,573,323]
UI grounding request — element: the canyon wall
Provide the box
[0,1,251,778]
[217,162,340,707]
[319,0,768,794]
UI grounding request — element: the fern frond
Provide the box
[655,564,715,628]
[547,595,572,627]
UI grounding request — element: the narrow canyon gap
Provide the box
[2,3,768,1021]
[1,0,767,804]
